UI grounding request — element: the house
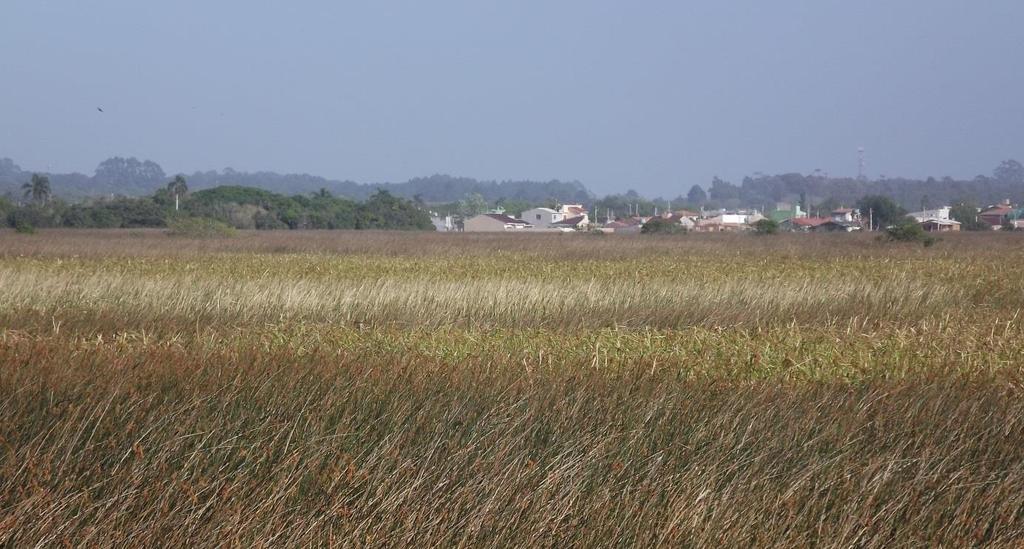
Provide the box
[812,220,862,233]
[745,213,766,225]
[689,209,764,232]
[638,213,695,232]
[520,207,565,228]
[979,200,1016,228]
[780,217,829,232]
[550,214,590,231]
[720,213,755,225]
[770,204,807,222]
[666,214,696,231]
[908,207,952,222]
[919,218,961,232]
[695,215,749,232]
[559,204,588,217]
[672,209,701,219]
[831,208,861,223]
[604,219,642,233]
[463,213,533,232]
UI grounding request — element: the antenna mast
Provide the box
[857,147,866,181]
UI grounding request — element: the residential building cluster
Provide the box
[431,199,1023,233]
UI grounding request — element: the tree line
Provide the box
[0,157,591,205]
[1,175,434,232]
[4,156,1023,229]
[686,160,1024,212]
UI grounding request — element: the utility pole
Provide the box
[869,208,874,232]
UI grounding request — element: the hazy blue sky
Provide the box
[2,1,1022,196]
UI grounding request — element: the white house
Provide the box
[559,204,588,217]
[695,215,748,232]
[919,218,961,232]
[463,213,533,232]
[520,207,565,228]
[908,207,952,222]
[831,208,861,223]
[550,214,590,231]
[721,213,752,225]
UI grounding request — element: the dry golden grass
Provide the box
[2,229,1024,546]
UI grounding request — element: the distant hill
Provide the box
[0,156,594,205]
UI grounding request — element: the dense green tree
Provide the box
[94,157,166,189]
[495,197,531,218]
[8,204,61,229]
[708,177,739,203]
[641,217,684,235]
[994,159,1024,184]
[857,195,906,230]
[950,200,988,231]
[458,193,489,217]
[61,198,165,228]
[593,193,658,218]
[812,197,842,216]
[687,184,708,206]
[295,191,358,229]
[357,190,433,231]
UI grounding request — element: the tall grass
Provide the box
[2,338,1024,546]
[2,230,1024,545]
[0,265,974,331]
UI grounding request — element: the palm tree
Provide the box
[22,173,51,205]
[167,175,188,211]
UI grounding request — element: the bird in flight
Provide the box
[97,107,104,113]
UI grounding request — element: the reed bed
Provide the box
[0,265,975,332]
[2,338,1024,546]
[2,229,1023,546]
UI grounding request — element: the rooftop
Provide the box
[919,218,961,226]
[787,217,830,227]
[981,205,1014,215]
[483,213,530,225]
[551,215,587,227]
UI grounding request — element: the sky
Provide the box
[1,1,1022,197]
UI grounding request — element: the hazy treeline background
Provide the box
[0,157,591,205]
[3,156,1024,212]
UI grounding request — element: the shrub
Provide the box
[752,218,779,235]
[641,217,684,235]
[14,221,35,234]
[883,218,936,247]
[8,205,59,229]
[165,217,237,238]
